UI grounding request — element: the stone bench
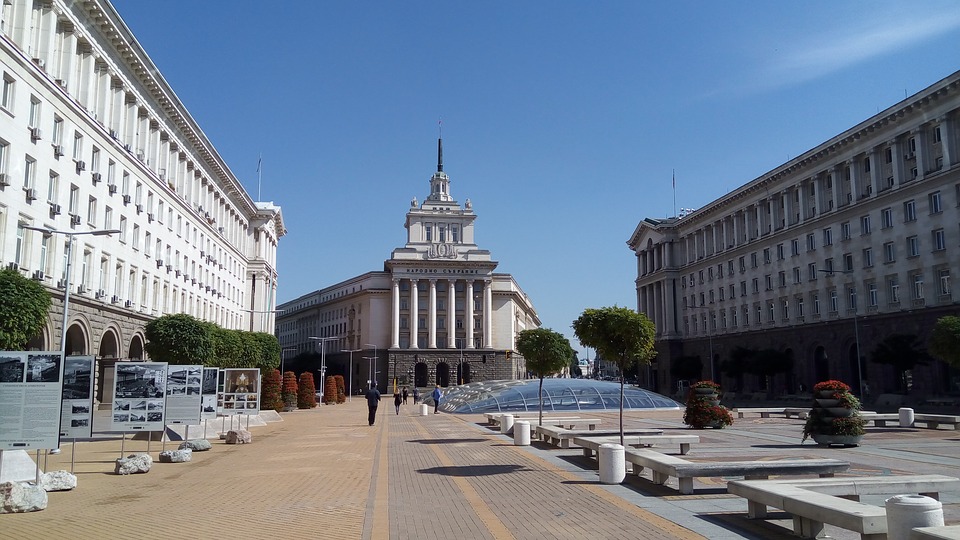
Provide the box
[733,407,786,418]
[860,412,901,427]
[784,408,809,419]
[486,413,583,427]
[573,434,699,456]
[914,413,960,430]
[624,448,849,495]
[911,525,960,539]
[727,475,960,540]
[535,425,662,448]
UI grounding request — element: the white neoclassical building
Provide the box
[0,0,284,400]
[278,139,539,391]
[628,70,960,398]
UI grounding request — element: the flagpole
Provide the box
[257,154,262,201]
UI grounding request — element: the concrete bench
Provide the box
[727,475,960,540]
[624,448,850,495]
[860,412,900,427]
[784,407,809,419]
[914,413,960,430]
[486,413,583,427]
[911,525,960,539]
[733,407,786,418]
[535,425,662,448]
[573,434,699,456]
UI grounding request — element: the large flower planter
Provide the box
[811,434,862,447]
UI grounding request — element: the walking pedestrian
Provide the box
[394,391,402,415]
[432,385,442,414]
[365,384,381,426]
[413,387,420,404]
[402,387,409,404]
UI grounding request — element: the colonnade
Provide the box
[390,277,492,350]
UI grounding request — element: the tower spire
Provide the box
[437,118,443,172]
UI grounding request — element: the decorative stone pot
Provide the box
[815,398,841,408]
[818,390,839,398]
[826,407,856,417]
[811,433,862,447]
[694,387,717,395]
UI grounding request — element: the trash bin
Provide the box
[885,494,943,539]
[599,443,625,484]
[514,421,530,446]
[419,403,428,416]
[500,414,514,435]
[899,407,915,428]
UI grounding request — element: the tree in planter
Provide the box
[515,328,575,426]
[573,306,656,446]
[930,316,960,368]
[682,380,733,429]
[281,371,298,411]
[870,334,932,393]
[260,369,283,412]
[0,268,50,350]
[324,375,338,405]
[720,346,755,392]
[802,380,866,445]
[298,372,317,409]
[749,348,794,398]
[334,375,346,403]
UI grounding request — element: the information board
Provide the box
[112,362,168,431]
[59,355,95,439]
[0,351,64,450]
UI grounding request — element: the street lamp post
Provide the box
[818,269,863,397]
[342,349,361,401]
[365,343,377,389]
[308,336,338,403]
[240,308,282,333]
[689,306,715,381]
[24,227,120,361]
[280,347,297,376]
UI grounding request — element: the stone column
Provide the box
[914,127,929,180]
[447,279,456,348]
[465,280,475,349]
[410,279,419,349]
[391,278,400,349]
[939,115,955,168]
[483,280,492,348]
[428,279,437,348]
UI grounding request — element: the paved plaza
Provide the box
[2,400,959,540]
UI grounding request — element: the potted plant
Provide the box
[803,379,865,446]
[281,371,298,412]
[683,380,733,429]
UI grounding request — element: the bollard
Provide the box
[500,414,515,435]
[899,407,915,428]
[885,494,943,539]
[420,403,428,416]
[514,421,530,446]
[598,443,625,485]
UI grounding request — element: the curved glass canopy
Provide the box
[434,379,682,414]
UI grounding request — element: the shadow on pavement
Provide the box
[410,438,487,445]
[418,464,528,477]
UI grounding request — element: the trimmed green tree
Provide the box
[930,315,960,368]
[515,328,574,426]
[144,314,215,365]
[260,369,283,412]
[0,268,51,350]
[324,375,338,405]
[281,371,298,411]
[870,334,931,393]
[573,306,656,446]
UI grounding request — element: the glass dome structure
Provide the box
[434,378,682,414]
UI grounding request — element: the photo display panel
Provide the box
[112,362,168,431]
[0,351,64,450]
[165,365,202,425]
[221,368,260,415]
[201,367,219,420]
[59,355,95,439]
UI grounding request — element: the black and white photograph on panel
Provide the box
[0,355,25,382]
[112,362,167,431]
[200,367,218,419]
[221,369,260,415]
[26,353,61,383]
[59,356,95,439]
[165,365,202,425]
[0,351,64,451]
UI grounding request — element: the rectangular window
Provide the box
[764,274,772,290]
[119,216,127,243]
[824,258,834,273]
[840,221,851,241]
[813,293,821,315]
[939,269,951,296]
[823,227,833,246]
[797,297,804,318]
[752,278,759,293]
[133,224,140,250]
[87,197,97,225]
[860,215,871,235]
[451,226,459,243]
[1,73,13,110]
[889,277,900,303]
[830,290,839,312]
[425,225,432,242]
[843,253,853,272]
[793,267,801,284]
[863,247,873,268]
[904,200,917,222]
[104,206,112,230]
[28,96,40,127]
[23,157,35,188]
[933,229,946,251]
[868,282,878,307]
[751,253,758,268]
[776,243,784,260]
[763,248,771,264]
[883,242,896,263]
[52,116,63,146]
[778,271,786,288]
[881,207,893,228]
[930,191,942,214]
[907,235,919,257]
[791,239,800,256]
[72,132,83,161]
[808,262,817,281]
[738,256,745,272]
[864,156,871,172]
[47,172,58,202]
[913,274,924,299]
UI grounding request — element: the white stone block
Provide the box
[115,453,152,475]
[40,470,77,491]
[0,481,48,513]
[159,449,193,463]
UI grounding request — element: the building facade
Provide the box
[277,139,539,392]
[628,70,960,398]
[0,0,284,401]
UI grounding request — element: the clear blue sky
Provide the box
[112,1,960,357]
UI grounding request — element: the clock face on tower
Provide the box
[427,243,458,259]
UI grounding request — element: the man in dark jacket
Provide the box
[365,384,381,426]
